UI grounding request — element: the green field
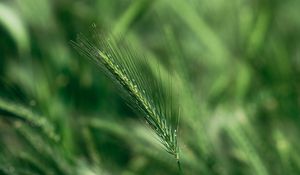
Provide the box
[0,0,300,174]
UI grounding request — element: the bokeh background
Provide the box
[0,0,300,174]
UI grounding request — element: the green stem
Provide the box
[177,159,183,175]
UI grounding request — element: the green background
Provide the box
[0,0,300,174]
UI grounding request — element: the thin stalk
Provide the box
[177,159,182,174]
[176,152,183,174]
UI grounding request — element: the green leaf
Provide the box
[0,3,30,53]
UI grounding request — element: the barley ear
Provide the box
[71,28,180,163]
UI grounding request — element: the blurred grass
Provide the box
[0,0,300,174]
